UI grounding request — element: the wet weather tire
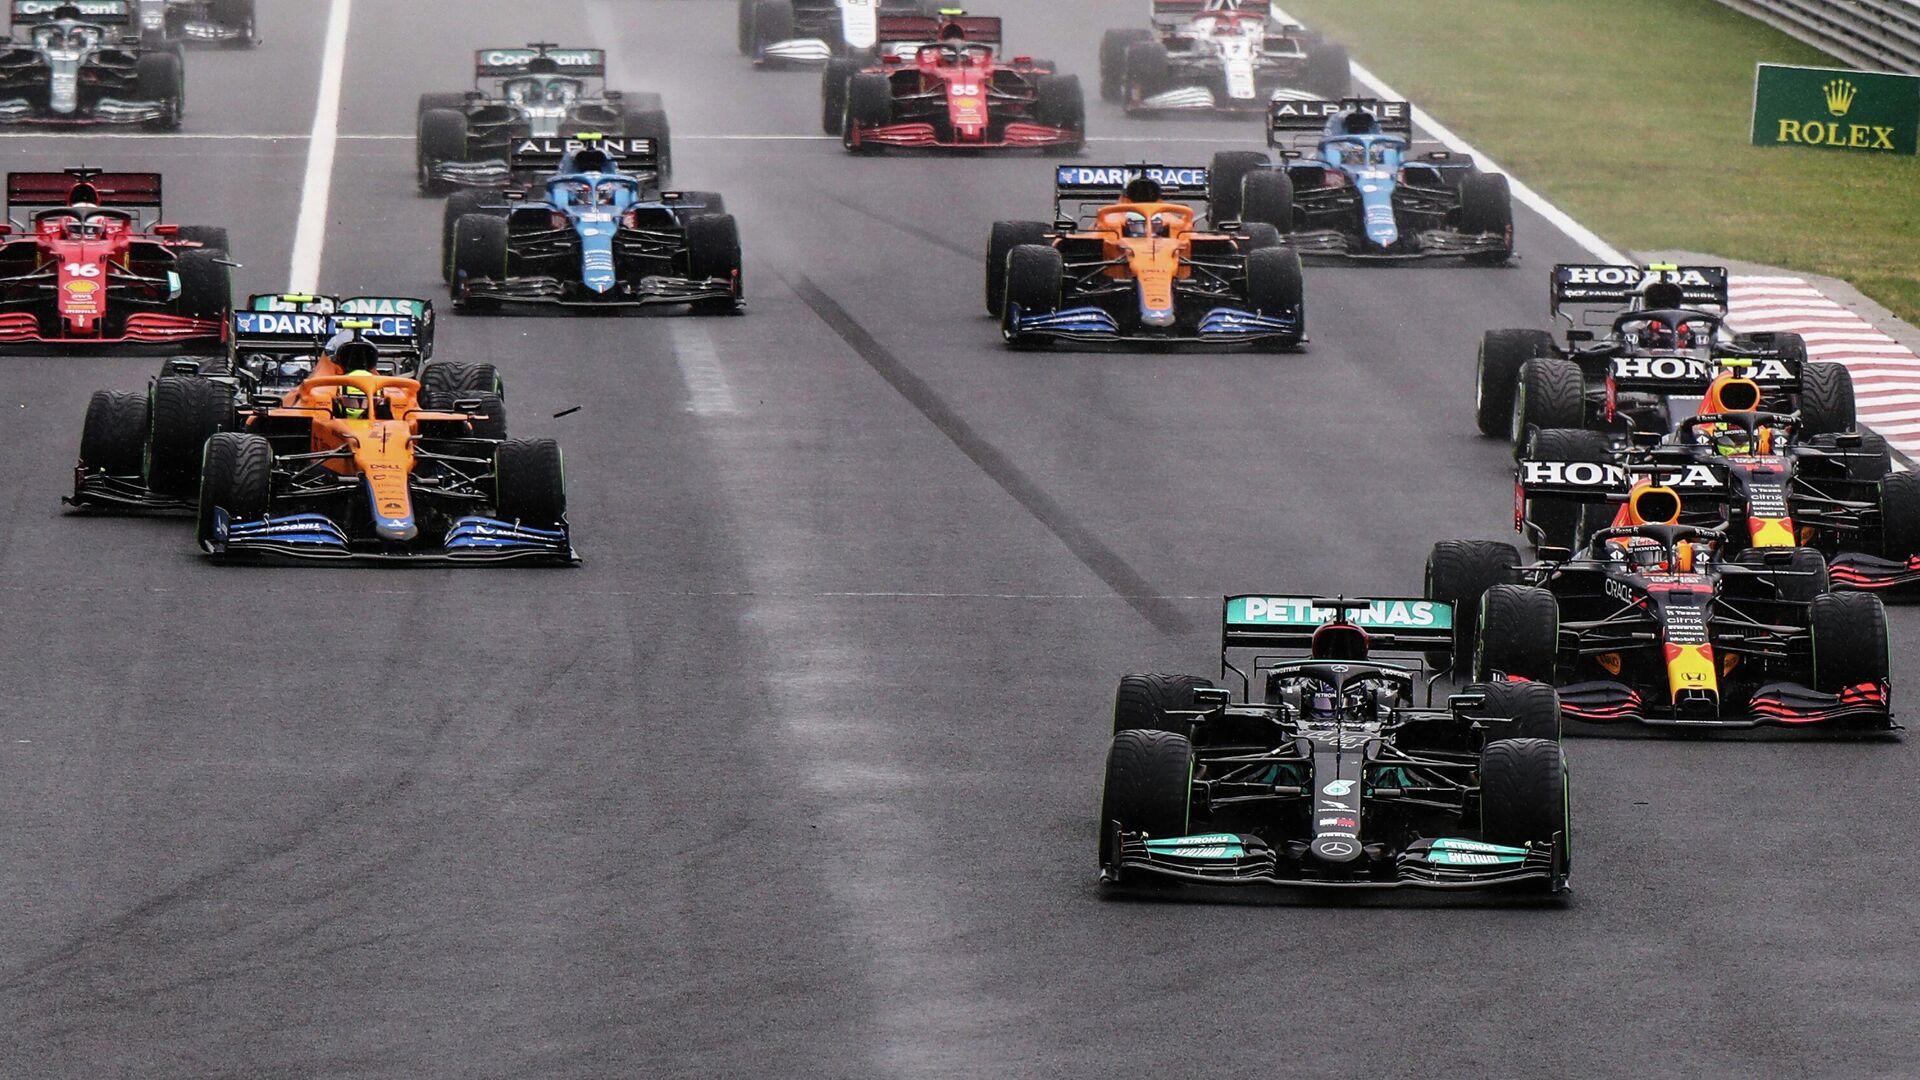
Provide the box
[1460,172,1514,265]
[1479,738,1567,849]
[495,438,567,525]
[1511,356,1585,458]
[1809,592,1890,691]
[685,214,744,313]
[1425,538,1521,665]
[417,108,469,195]
[1876,469,1920,560]
[986,220,1051,316]
[146,375,228,496]
[1799,360,1856,436]
[196,432,270,541]
[452,215,509,311]
[845,72,893,147]
[1113,673,1216,736]
[80,391,149,476]
[1467,680,1562,743]
[175,249,230,320]
[1123,41,1170,103]
[1522,428,1611,551]
[1207,150,1269,224]
[822,58,862,134]
[135,51,183,130]
[1474,584,1559,683]
[1476,329,1556,437]
[1099,729,1193,869]
[1245,248,1304,346]
[1241,169,1294,232]
[441,190,501,283]
[1100,29,1152,101]
[1034,75,1085,147]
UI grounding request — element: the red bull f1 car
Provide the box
[829,14,1084,153]
[0,1,184,127]
[1485,264,1850,453]
[1100,595,1570,894]
[1427,493,1895,732]
[0,168,228,348]
[1100,1,1348,114]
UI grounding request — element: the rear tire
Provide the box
[1100,28,1153,102]
[1424,538,1521,666]
[196,431,271,541]
[1240,169,1294,232]
[1799,360,1856,436]
[1522,427,1612,551]
[419,361,506,408]
[495,438,567,525]
[1460,172,1514,265]
[1810,592,1890,691]
[1208,150,1269,225]
[1301,42,1349,99]
[1099,729,1193,869]
[1479,738,1568,849]
[1474,584,1559,683]
[79,390,149,476]
[1876,469,1920,560]
[417,108,469,195]
[465,392,508,442]
[1511,356,1585,458]
[985,220,1051,317]
[146,375,228,496]
[623,108,673,187]
[1476,328,1556,437]
[1113,673,1216,736]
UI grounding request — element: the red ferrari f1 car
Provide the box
[824,14,1084,153]
[0,167,230,349]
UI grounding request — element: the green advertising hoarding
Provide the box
[1752,63,1920,154]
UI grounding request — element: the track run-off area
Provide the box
[1,1,1916,1076]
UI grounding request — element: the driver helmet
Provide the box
[334,371,376,420]
[1623,537,1671,573]
[1120,210,1150,238]
[573,148,614,174]
[1710,428,1754,457]
[1340,143,1365,166]
[324,333,380,374]
[1640,280,1686,310]
[1311,621,1369,660]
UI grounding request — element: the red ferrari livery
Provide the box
[825,15,1085,153]
[0,168,230,349]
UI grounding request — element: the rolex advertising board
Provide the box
[1751,63,1920,154]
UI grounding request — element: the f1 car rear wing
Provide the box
[1152,0,1274,26]
[474,45,607,80]
[876,13,1001,45]
[231,299,435,359]
[1053,163,1211,226]
[1222,595,1455,653]
[11,0,130,26]
[1550,263,1729,321]
[1268,96,1411,151]
[1515,457,1727,504]
[8,168,160,213]
[509,135,660,177]
[1602,351,1801,397]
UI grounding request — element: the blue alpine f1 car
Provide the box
[1208,96,1514,263]
[443,135,741,314]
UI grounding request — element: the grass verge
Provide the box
[1281,0,1920,322]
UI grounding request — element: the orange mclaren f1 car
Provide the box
[196,370,576,564]
[986,164,1304,348]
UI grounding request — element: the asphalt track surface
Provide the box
[1,2,1917,1077]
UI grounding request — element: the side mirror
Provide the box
[1536,545,1572,563]
[1565,330,1593,344]
[1446,692,1489,714]
[1832,432,1862,448]
[1191,686,1232,707]
[250,393,279,409]
[151,223,179,236]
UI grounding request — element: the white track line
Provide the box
[667,321,739,416]
[288,0,352,292]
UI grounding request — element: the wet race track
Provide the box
[0,1,1916,1076]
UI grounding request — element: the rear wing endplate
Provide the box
[1221,594,1454,652]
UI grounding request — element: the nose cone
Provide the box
[375,516,418,542]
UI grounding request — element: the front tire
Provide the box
[197,431,271,542]
[1098,729,1193,870]
[417,108,469,195]
[146,375,228,497]
[1475,584,1559,683]
[495,438,567,525]
[451,215,510,312]
[1799,360,1856,436]
[685,214,744,313]
[1240,169,1294,232]
[985,220,1050,317]
[79,390,149,477]
[1460,172,1514,265]
[1809,592,1890,692]
[1479,737,1568,850]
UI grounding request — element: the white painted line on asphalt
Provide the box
[288,0,352,293]
[668,320,739,416]
[1270,4,1626,264]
